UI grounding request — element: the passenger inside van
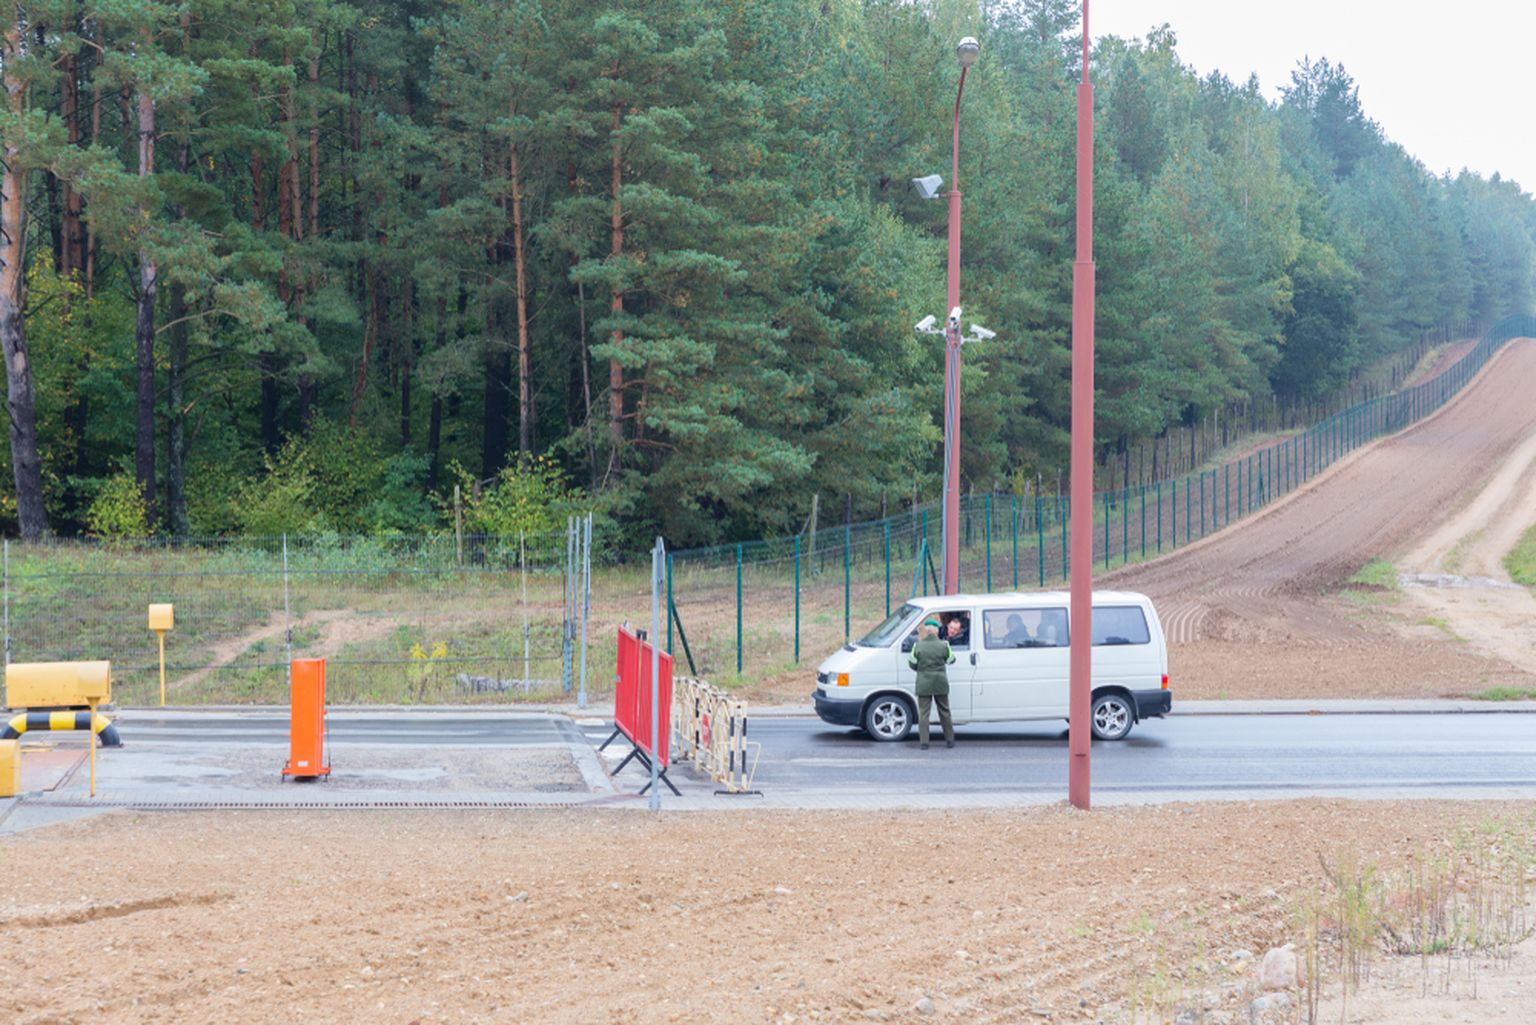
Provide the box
[942,613,970,648]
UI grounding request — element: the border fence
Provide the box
[665,314,1536,680]
[3,524,600,706]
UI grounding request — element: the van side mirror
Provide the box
[900,637,915,652]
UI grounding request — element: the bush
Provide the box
[451,455,585,537]
[85,473,149,540]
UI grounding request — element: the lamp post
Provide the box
[1067,1,1096,810]
[943,36,978,595]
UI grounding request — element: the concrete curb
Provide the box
[104,699,1536,719]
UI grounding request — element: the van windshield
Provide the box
[857,604,920,648]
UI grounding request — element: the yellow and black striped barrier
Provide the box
[2,710,122,747]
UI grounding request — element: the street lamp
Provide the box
[1068,1,1096,810]
[911,35,980,596]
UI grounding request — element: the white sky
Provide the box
[1090,2,1536,194]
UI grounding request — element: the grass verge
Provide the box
[1506,523,1536,586]
[1468,686,1536,701]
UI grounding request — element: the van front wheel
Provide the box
[1091,693,1135,741]
[863,695,914,742]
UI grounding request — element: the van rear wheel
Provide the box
[863,695,914,742]
[1091,693,1135,741]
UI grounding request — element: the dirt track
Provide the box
[1104,339,1536,699]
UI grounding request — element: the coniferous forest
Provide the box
[2,0,1533,545]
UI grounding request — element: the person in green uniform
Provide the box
[907,619,955,750]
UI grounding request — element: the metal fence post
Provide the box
[736,543,744,676]
[666,553,674,655]
[1102,490,1110,570]
[578,513,591,708]
[282,534,292,676]
[1171,478,1177,549]
[1139,484,1146,560]
[3,539,9,666]
[1059,494,1067,581]
[984,492,993,592]
[1011,495,1019,590]
[883,520,891,616]
[843,523,851,642]
[649,537,663,811]
[1036,494,1045,587]
[1156,481,1162,552]
[1122,485,1129,562]
[794,535,801,663]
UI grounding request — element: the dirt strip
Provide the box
[3,801,1533,1025]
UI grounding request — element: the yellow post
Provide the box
[148,604,174,707]
[86,697,98,797]
[78,670,110,799]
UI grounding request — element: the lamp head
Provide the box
[911,174,944,200]
[956,37,979,68]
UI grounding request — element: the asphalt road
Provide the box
[750,713,1536,798]
[55,708,1536,806]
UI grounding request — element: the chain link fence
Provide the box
[665,314,1536,680]
[3,527,607,706]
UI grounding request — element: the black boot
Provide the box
[946,740,954,749]
[920,742,929,750]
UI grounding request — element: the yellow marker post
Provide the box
[148,604,174,706]
[78,672,110,799]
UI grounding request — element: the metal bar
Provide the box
[649,538,663,811]
[843,523,851,642]
[736,543,744,676]
[884,520,891,616]
[1036,495,1044,587]
[984,492,993,592]
[1011,495,1019,590]
[794,535,801,663]
[578,514,590,709]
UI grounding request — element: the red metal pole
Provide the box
[942,65,968,596]
[1068,0,1095,810]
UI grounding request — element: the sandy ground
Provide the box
[1097,339,1536,702]
[1396,425,1536,677]
[2,801,1532,1025]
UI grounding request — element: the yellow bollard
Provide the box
[148,604,174,707]
[0,738,19,797]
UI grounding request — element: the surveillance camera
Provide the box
[947,306,962,328]
[969,324,997,340]
[914,314,937,333]
[911,174,944,201]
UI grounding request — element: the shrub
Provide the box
[85,473,149,540]
[451,455,585,537]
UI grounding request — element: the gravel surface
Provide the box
[2,801,1532,1024]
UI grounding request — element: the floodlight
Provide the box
[956,37,980,69]
[911,174,944,200]
[914,315,938,333]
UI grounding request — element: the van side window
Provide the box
[983,608,1068,648]
[1092,605,1151,645]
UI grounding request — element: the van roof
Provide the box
[899,590,1151,607]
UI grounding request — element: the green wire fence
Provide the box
[665,313,1536,680]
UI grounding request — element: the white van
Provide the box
[811,591,1170,742]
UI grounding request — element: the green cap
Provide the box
[923,619,941,628]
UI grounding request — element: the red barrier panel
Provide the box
[614,627,673,770]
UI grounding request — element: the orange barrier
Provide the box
[282,658,330,779]
[601,627,677,795]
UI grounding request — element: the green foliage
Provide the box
[85,474,150,540]
[1349,558,1400,590]
[1468,687,1536,702]
[452,455,586,537]
[3,0,1534,547]
[1505,524,1536,587]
